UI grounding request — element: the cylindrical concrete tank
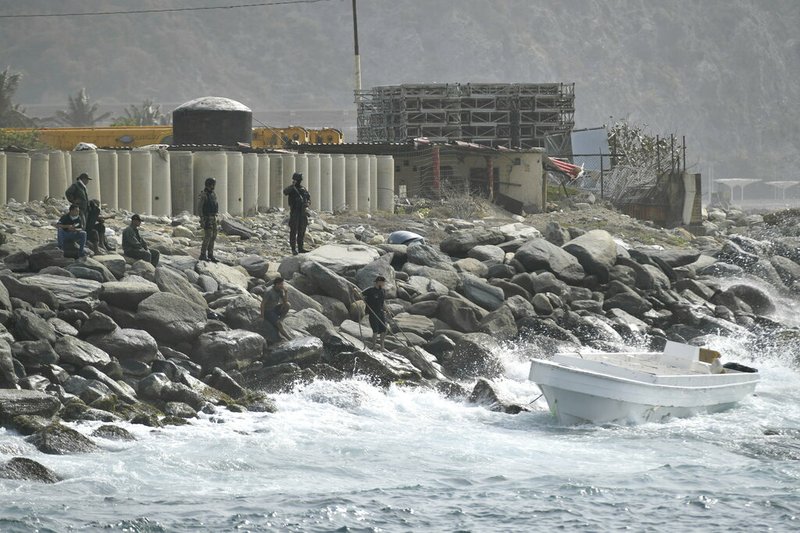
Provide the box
[280,154,296,210]
[151,150,171,217]
[170,151,194,215]
[269,155,283,209]
[0,153,6,205]
[6,152,31,203]
[48,151,68,202]
[345,154,358,213]
[71,150,101,202]
[226,151,244,216]
[320,154,332,212]
[242,152,258,216]
[307,153,321,211]
[377,155,395,212]
[130,150,153,215]
[357,154,370,213]
[331,154,345,213]
[172,96,252,146]
[97,150,118,209]
[29,152,49,202]
[193,151,228,215]
[294,153,308,208]
[369,155,378,214]
[257,153,270,211]
[117,151,132,211]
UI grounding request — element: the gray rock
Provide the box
[479,305,518,340]
[401,264,460,290]
[100,280,160,311]
[532,293,554,315]
[86,327,159,363]
[504,295,535,320]
[289,243,381,276]
[239,254,270,278]
[74,257,116,282]
[437,295,488,333]
[197,274,218,293]
[92,254,127,280]
[699,262,744,277]
[461,274,504,311]
[468,378,528,414]
[265,336,325,366]
[442,333,504,379]
[28,243,74,272]
[0,338,18,388]
[300,260,359,307]
[19,274,102,306]
[12,309,57,344]
[205,367,246,400]
[392,313,435,339]
[19,375,51,392]
[440,228,505,257]
[725,284,775,315]
[78,366,138,404]
[326,347,421,385]
[407,242,454,270]
[771,255,800,286]
[155,267,208,308]
[136,292,207,344]
[223,293,263,330]
[355,253,397,299]
[91,424,136,441]
[563,229,617,281]
[603,291,653,317]
[138,373,171,400]
[544,221,571,246]
[643,248,702,267]
[196,261,250,291]
[309,295,350,325]
[453,257,489,277]
[11,340,59,369]
[394,345,448,380]
[0,276,11,311]
[286,285,324,314]
[0,457,60,483]
[164,401,198,418]
[193,329,267,371]
[0,274,59,310]
[282,308,337,339]
[2,249,30,272]
[408,300,440,317]
[48,317,79,337]
[517,316,581,345]
[515,238,585,284]
[55,336,111,367]
[78,311,118,336]
[27,423,99,454]
[0,389,61,421]
[468,245,506,263]
[530,272,569,296]
[487,263,515,279]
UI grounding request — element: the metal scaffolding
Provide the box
[356,83,575,148]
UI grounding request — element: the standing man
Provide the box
[198,177,219,263]
[261,277,291,341]
[362,276,389,350]
[283,172,311,255]
[64,172,91,229]
[56,204,88,257]
[122,214,160,267]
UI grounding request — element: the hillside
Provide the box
[1,0,798,178]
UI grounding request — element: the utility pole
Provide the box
[352,0,362,95]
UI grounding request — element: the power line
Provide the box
[0,0,334,19]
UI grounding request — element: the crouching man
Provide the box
[122,214,160,267]
[56,204,88,257]
[261,277,292,341]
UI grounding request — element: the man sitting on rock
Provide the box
[362,275,389,350]
[261,277,291,341]
[56,204,88,257]
[122,214,160,267]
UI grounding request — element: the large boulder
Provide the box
[355,253,397,298]
[19,274,102,306]
[282,308,337,339]
[0,274,59,310]
[0,277,11,311]
[54,336,112,367]
[193,329,267,371]
[300,260,359,307]
[724,284,776,315]
[100,280,159,311]
[85,327,159,363]
[239,255,270,278]
[78,311,118,337]
[0,389,61,421]
[92,254,127,279]
[460,274,505,311]
[223,294,263,330]
[73,257,116,282]
[0,338,18,388]
[298,244,381,276]
[563,229,617,281]
[437,296,488,333]
[155,267,208,308]
[602,291,653,317]
[0,457,60,483]
[770,255,800,287]
[468,378,528,414]
[478,305,518,340]
[265,336,325,366]
[407,243,455,270]
[10,340,59,370]
[440,228,505,257]
[309,295,350,325]
[195,261,250,292]
[401,264,460,290]
[136,292,207,344]
[28,243,74,272]
[467,245,506,263]
[642,248,702,267]
[497,223,542,241]
[391,313,435,339]
[514,238,585,284]
[27,423,99,454]
[442,333,504,379]
[12,309,57,344]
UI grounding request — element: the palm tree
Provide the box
[54,88,112,127]
[112,99,167,126]
[0,66,34,127]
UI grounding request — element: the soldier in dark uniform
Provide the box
[283,172,311,255]
[198,177,219,263]
[64,172,91,229]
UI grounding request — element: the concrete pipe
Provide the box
[242,152,258,216]
[29,152,50,202]
[117,151,132,211]
[70,150,101,202]
[193,151,228,215]
[0,153,6,205]
[151,150,171,217]
[48,151,68,202]
[257,153,270,212]
[268,155,283,209]
[97,150,118,209]
[331,154,345,213]
[307,153,321,211]
[280,154,296,210]
[170,151,194,215]
[320,154,333,212]
[226,151,244,216]
[130,150,153,215]
[345,154,358,213]
[6,152,31,203]
[369,155,378,214]
[295,153,308,183]
[357,154,370,213]
[377,155,395,212]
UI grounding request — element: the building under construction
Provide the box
[356,83,575,149]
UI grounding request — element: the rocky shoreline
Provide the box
[1,197,799,483]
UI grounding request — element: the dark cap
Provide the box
[68,204,80,211]
[274,277,285,284]
[131,214,142,221]
[375,276,386,282]
[77,172,91,181]
[292,172,303,182]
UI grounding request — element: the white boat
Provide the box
[529,341,759,425]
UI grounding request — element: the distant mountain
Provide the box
[1,0,798,179]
